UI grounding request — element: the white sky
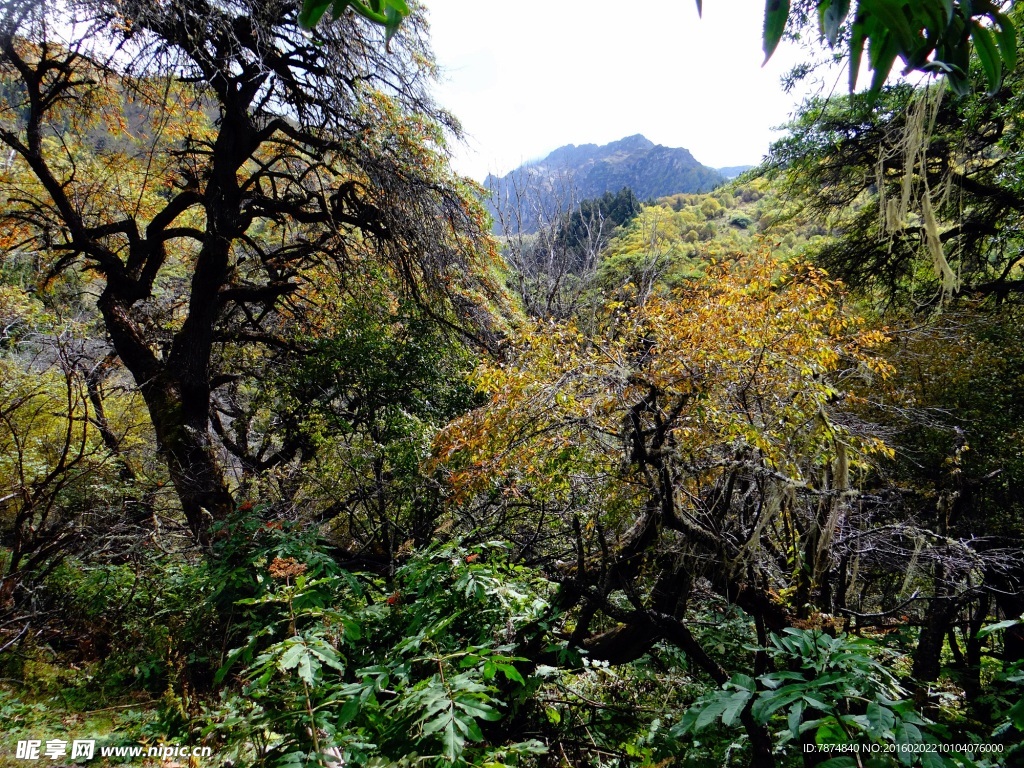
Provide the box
[424,0,836,181]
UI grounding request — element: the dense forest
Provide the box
[1,1,1024,767]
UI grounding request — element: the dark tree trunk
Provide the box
[912,576,961,683]
[963,594,990,707]
[98,290,234,543]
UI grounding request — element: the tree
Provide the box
[0,336,138,606]
[435,253,894,766]
[767,73,1024,304]
[499,185,642,321]
[763,16,1024,695]
[0,0,501,543]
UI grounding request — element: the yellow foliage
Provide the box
[434,251,892,520]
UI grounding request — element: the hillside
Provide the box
[485,134,725,233]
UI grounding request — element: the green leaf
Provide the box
[971,21,1002,94]
[299,0,333,28]
[801,694,833,711]
[764,0,792,62]
[297,649,319,685]
[759,670,805,689]
[308,641,345,672]
[820,0,851,46]
[495,663,525,685]
[894,721,922,766]
[457,714,485,742]
[940,0,954,24]
[348,0,388,23]
[673,706,701,735]
[1006,697,1024,729]
[993,13,1018,70]
[720,691,753,727]
[693,695,733,730]
[849,17,868,91]
[278,641,305,671]
[863,0,918,55]
[215,642,254,684]
[330,0,351,21]
[729,673,757,692]
[868,30,899,94]
[338,697,361,726]
[455,697,501,721]
[421,706,450,735]
[441,719,464,761]
[788,699,805,739]
[865,701,896,737]
[976,616,1022,638]
[751,689,804,721]
[914,0,950,36]
[383,5,403,42]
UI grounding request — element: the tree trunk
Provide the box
[98,291,233,543]
[143,375,234,543]
[912,576,960,683]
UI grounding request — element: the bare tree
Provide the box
[491,169,637,319]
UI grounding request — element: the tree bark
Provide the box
[98,290,233,543]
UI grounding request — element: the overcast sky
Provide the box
[424,0,834,181]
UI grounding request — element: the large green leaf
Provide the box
[971,21,1002,93]
[299,0,333,27]
[277,641,306,672]
[820,0,851,45]
[864,701,896,738]
[788,699,806,739]
[863,0,918,54]
[976,616,1023,638]
[751,688,805,721]
[1007,697,1024,730]
[893,721,923,766]
[993,12,1018,70]
[720,691,753,727]
[298,0,411,33]
[764,0,792,62]
[693,695,733,730]
[867,30,899,93]
[849,16,868,90]
[440,719,464,762]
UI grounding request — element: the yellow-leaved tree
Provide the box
[434,251,892,760]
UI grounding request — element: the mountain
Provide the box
[485,135,725,234]
[717,165,755,180]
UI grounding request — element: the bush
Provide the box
[729,213,753,229]
[205,535,554,767]
[675,629,964,766]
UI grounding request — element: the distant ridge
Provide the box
[717,165,755,180]
[485,135,725,234]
